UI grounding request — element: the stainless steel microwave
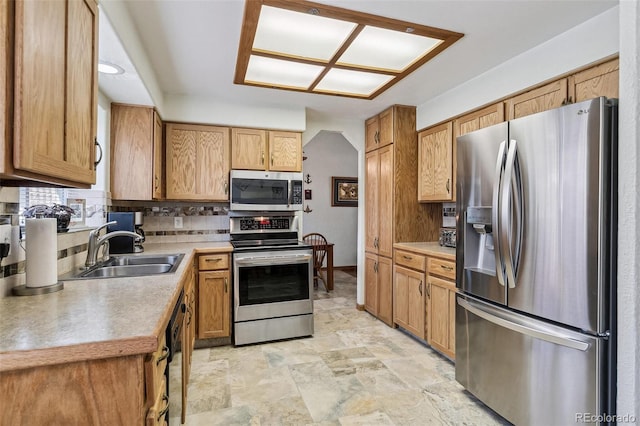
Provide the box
[230,170,303,211]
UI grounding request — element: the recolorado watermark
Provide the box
[576,412,637,423]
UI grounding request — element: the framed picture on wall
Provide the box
[331,176,358,207]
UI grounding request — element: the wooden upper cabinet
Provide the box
[568,58,619,103]
[10,0,98,186]
[506,78,568,120]
[365,107,394,153]
[268,131,302,172]
[110,104,162,200]
[231,128,267,170]
[454,102,504,138]
[231,128,302,172]
[418,122,453,202]
[166,123,230,201]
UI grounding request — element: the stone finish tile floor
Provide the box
[169,271,509,425]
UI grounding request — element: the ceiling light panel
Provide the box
[245,55,324,89]
[253,6,357,61]
[235,0,464,99]
[314,69,394,97]
[338,26,443,72]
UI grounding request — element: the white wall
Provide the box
[301,131,358,267]
[617,0,639,418]
[416,6,619,129]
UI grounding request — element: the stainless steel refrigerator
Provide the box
[455,97,617,425]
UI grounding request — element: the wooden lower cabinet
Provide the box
[1,355,147,424]
[364,252,393,326]
[426,256,457,359]
[393,265,425,339]
[427,275,456,359]
[197,253,231,340]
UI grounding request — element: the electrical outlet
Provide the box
[174,217,183,229]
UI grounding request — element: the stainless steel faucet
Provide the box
[85,221,141,268]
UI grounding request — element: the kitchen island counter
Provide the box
[0,242,232,372]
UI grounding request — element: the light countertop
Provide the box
[393,242,456,261]
[0,242,232,372]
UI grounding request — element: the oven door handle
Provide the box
[235,254,312,266]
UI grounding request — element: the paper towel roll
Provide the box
[25,218,58,288]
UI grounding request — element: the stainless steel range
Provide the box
[230,212,314,346]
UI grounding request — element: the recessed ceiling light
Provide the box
[98,61,124,75]
[235,0,463,100]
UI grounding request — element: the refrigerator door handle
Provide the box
[492,141,507,287]
[457,297,590,352]
[501,139,523,289]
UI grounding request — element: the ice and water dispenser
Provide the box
[463,206,497,276]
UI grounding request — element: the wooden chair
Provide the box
[303,232,329,292]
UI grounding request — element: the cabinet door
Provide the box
[152,111,164,199]
[364,252,378,315]
[365,116,379,152]
[166,123,230,200]
[268,131,302,171]
[418,122,453,202]
[13,0,97,185]
[394,265,425,338]
[427,275,455,358]
[364,151,379,253]
[568,58,619,103]
[454,102,504,137]
[198,270,230,339]
[377,108,394,148]
[448,288,456,357]
[377,256,393,327]
[110,105,154,200]
[377,145,394,258]
[231,128,267,170]
[506,78,568,120]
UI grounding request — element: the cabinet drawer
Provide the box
[395,250,426,271]
[146,377,168,426]
[198,254,229,270]
[145,333,168,405]
[428,257,456,281]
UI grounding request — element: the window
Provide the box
[19,187,67,224]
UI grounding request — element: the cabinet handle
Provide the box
[419,280,423,296]
[440,265,454,271]
[206,258,222,262]
[157,345,169,365]
[224,277,228,292]
[261,152,264,165]
[446,178,450,194]
[157,394,170,421]
[374,237,379,249]
[154,175,159,192]
[93,138,103,170]
[224,180,229,195]
[271,153,274,166]
[402,255,412,260]
[426,282,431,298]
[375,130,380,144]
[374,261,378,273]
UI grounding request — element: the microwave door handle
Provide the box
[288,182,293,207]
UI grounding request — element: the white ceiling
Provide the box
[98,0,618,121]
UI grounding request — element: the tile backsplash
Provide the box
[0,186,232,297]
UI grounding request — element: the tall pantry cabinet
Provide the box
[364,105,441,326]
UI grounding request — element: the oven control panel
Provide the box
[239,217,291,231]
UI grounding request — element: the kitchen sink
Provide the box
[65,253,184,280]
[103,254,183,267]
